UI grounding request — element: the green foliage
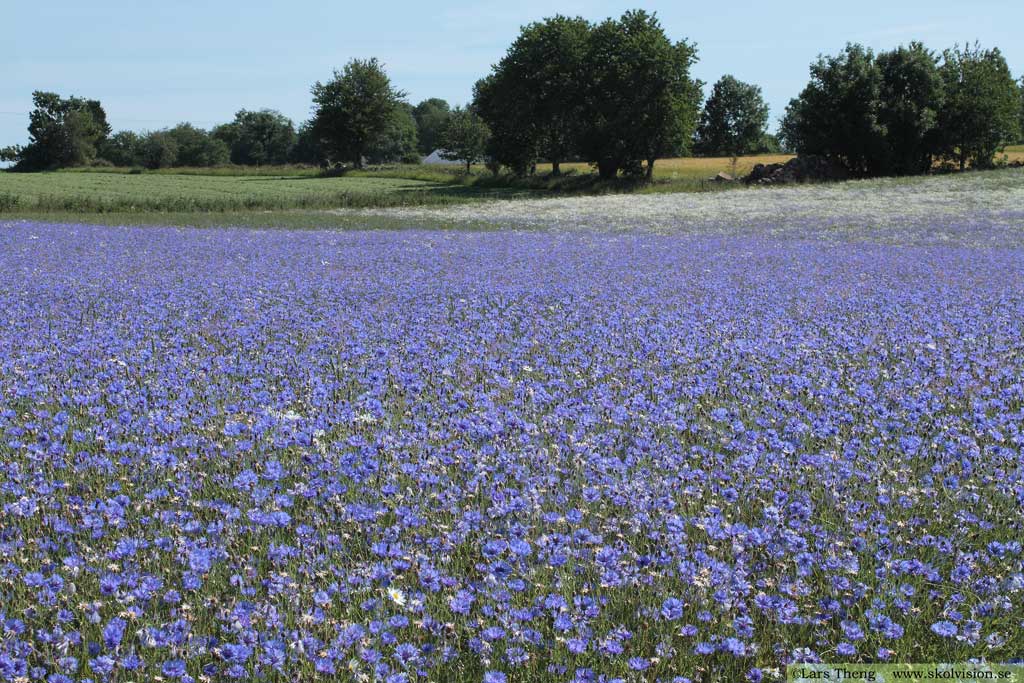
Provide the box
[366,103,420,164]
[289,121,325,165]
[782,41,1019,176]
[474,11,700,179]
[753,133,782,154]
[1019,77,1024,144]
[412,98,452,155]
[694,75,770,157]
[473,74,538,176]
[439,107,490,172]
[5,91,111,170]
[780,44,886,177]
[580,11,702,179]
[165,123,230,167]
[101,125,228,169]
[936,44,1021,170]
[311,58,406,168]
[504,15,590,173]
[137,131,179,169]
[876,42,944,175]
[98,131,144,167]
[213,109,296,165]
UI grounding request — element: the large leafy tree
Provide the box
[581,10,702,179]
[1,91,111,170]
[165,123,229,167]
[366,103,420,164]
[473,74,538,177]
[780,44,886,177]
[411,98,451,155]
[693,75,770,158]
[935,44,1020,169]
[508,15,590,174]
[311,58,406,168]
[137,131,179,169]
[439,106,490,172]
[1019,77,1024,144]
[289,121,325,165]
[213,109,296,166]
[473,15,589,176]
[875,42,944,175]
[98,131,143,167]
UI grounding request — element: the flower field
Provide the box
[1,172,1024,682]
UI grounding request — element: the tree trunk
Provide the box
[646,157,656,181]
[552,160,561,176]
[597,159,618,180]
[465,159,471,174]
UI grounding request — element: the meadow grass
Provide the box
[0,170,525,213]
[2,150,1019,219]
[0,158,744,216]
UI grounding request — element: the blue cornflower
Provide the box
[162,660,187,678]
[661,597,684,621]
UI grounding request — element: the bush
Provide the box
[0,192,19,211]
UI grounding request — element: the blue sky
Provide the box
[3,0,1022,148]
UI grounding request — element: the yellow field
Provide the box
[534,154,795,180]
[537,147,1023,178]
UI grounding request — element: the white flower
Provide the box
[387,587,406,607]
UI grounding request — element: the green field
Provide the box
[0,160,740,219]
[0,171,477,212]
[3,149,1021,226]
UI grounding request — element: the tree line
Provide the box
[3,10,1023,178]
[780,42,1022,175]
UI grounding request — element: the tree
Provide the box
[214,109,296,166]
[412,99,451,155]
[1019,77,1024,144]
[166,123,229,167]
[440,106,490,172]
[137,131,179,169]
[310,58,406,168]
[935,44,1020,170]
[366,103,420,164]
[98,131,143,166]
[473,74,538,177]
[753,133,781,154]
[580,11,702,179]
[693,75,770,158]
[780,44,886,177]
[875,42,944,175]
[2,91,111,170]
[289,121,325,165]
[503,15,590,174]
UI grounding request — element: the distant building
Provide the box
[422,149,462,165]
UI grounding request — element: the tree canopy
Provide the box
[935,44,1020,170]
[213,109,296,166]
[439,106,490,172]
[366,102,420,164]
[311,58,406,168]
[1,91,111,170]
[474,11,702,179]
[782,41,1020,176]
[694,75,770,158]
[875,42,944,175]
[412,99,451,155]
